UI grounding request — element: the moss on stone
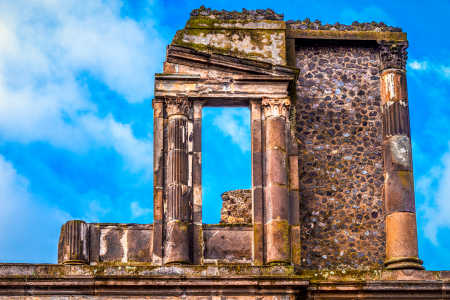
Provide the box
[172,28,286,65]
[287,28,407,41]
[186,16,285,30]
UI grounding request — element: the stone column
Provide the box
[262,97,291,264]
[379,41,423,270]
[58,220,89,265]
[164,96,192,264]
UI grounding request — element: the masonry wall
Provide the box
[295,40,385,269]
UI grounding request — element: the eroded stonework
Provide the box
[220,189,252,224]
[295,41,385,269]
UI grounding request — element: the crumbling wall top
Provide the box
[286,19,402,32]
[190,6,284,21]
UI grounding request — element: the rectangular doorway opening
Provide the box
[201,107,251,224]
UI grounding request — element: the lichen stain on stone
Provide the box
[389,135,411,168]
[99,228,110,257]
[120,229,128,263]
[186,16,286,30]
[173,29,286,65]
[383,72,396,101]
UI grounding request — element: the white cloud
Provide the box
[408,59,450,79]
[418,145,450,245]
[0,0,163,173]
[80,114,153,175]
[0,154,71,262]
[410,60,428,71]
[130,201,152,219]
[442,66,450,78]
[212,108,250,152]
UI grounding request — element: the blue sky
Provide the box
[0,0,450,270]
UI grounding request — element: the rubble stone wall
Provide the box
[295,40,385,269]
[220,189,252,224]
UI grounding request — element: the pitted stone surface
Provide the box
[287,19,402,32]
[220,189,252,224]
[191,6,283,21]
[295,41,385,269]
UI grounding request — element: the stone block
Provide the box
[265,219,290,263]
[265,184,289,220]
[127,229,152,262]
[385,170,415,214]
[380,69,407,104]
[386,212,419,259]
[266,117,287,150]
[165,220,191,264]
[266,149,288,185]
[203,225,252,263]
[384,135,412,172]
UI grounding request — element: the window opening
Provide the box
[201,107,251,224]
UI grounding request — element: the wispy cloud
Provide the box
[0,0,162,174]
[130,201,152,219]
[417,145,450,245]
[408,59,450,79]
[409,60,429,71]
[212,108,250,153]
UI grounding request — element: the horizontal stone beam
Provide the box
[287,29,407,41]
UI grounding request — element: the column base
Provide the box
[265,220,291,264]
[384,257,424,270]
[164,220,192,265]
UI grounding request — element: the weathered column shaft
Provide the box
[58,220,89,265]
[165,97,192,264]
[263,98,291,264]
[379,42,423,270]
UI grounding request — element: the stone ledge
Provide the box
[287,29,407,41]
[1,264,449,280]
[1,265,450,298]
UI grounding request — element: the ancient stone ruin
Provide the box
[1,6,450,299]
[220,189,252,224]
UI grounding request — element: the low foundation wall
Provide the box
[1,265,449,299]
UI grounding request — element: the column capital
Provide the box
[165,96,191,117]
[379,41,408,71]
[262,97,290,118]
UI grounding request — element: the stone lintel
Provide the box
[287,29,407,42]
[166,45,299,77]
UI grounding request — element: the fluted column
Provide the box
[262,97,291,264]
[379,41,423,270]
[58,220,89,265]
[164,96,192,264]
